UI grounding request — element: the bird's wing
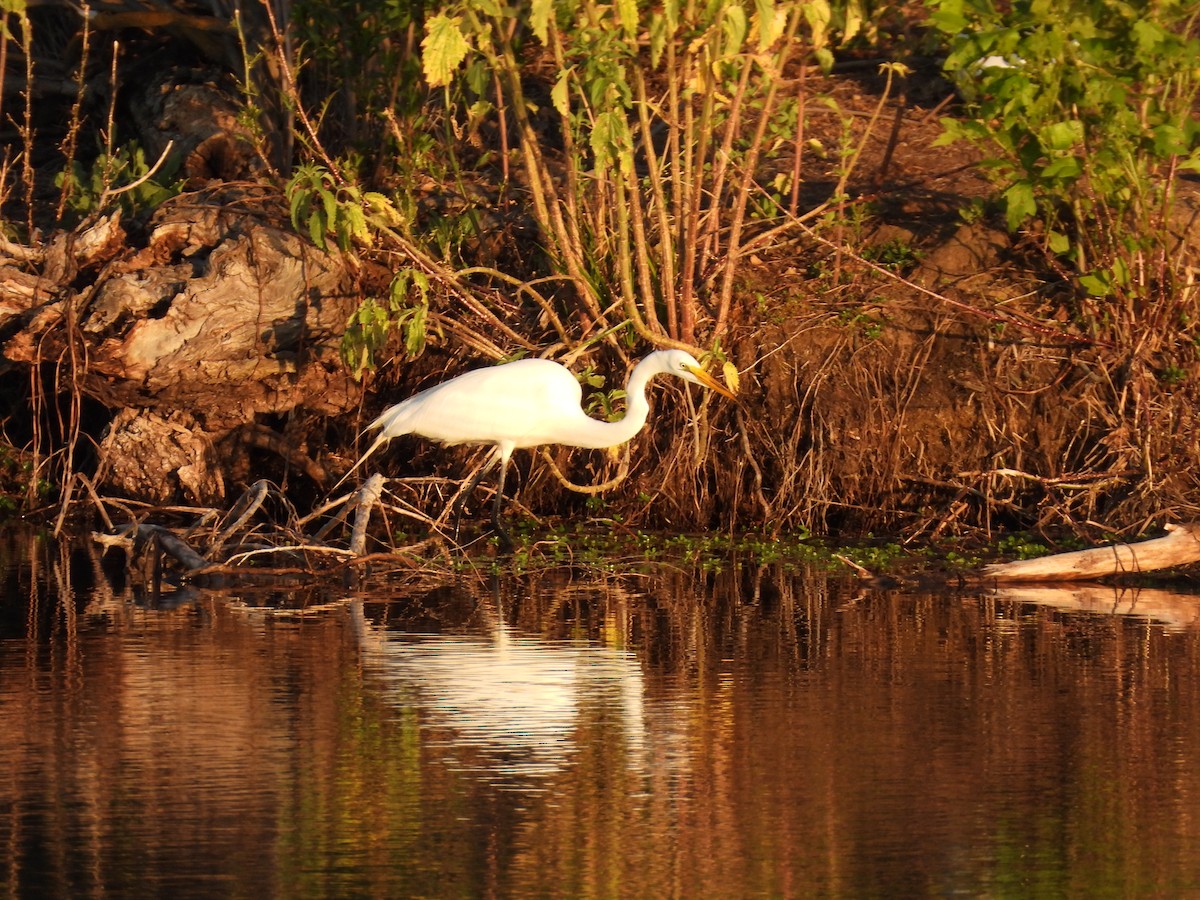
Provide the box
[374,359,586,448]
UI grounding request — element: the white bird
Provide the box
[338,349,737,545]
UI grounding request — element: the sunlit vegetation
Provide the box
[1,0,1199,547]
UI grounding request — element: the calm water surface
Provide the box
[3,532,1200,898]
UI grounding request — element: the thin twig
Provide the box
[99,140,176,203]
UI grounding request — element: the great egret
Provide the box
[339,349,736,545]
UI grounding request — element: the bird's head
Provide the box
[656,350,737,400]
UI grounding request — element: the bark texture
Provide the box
[1,191,361,503]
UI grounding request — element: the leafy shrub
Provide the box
[929,0,1200,309]
[286,162,405,251]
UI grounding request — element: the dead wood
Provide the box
[981,522,1200,583]
[127,66,262,185]
[95,522,213,574]
[1,189,362,503]
[85,475,452,593]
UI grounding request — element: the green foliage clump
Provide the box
[286,163,406,252]
[341,269,432,380]
[55,143,183,222]
[928,0,1200,308]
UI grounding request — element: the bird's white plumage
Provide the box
[370,358,588,450]
[336,349,736,543]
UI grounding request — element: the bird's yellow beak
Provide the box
[685,364,738,400]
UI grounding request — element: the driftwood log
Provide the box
[982,522,1200,582]
[1,190,362,503]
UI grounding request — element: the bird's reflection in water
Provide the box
[350,602,647,782]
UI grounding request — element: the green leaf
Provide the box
[1110,257,1130,288]
[412,270,430,298]
[308,208,327,249]
[1047,230,1070,255]
[1132,19,1165,54]
[616,0,638,40]
[1079,271,1112,297]
[321,187,338,229]
[1040,156,1081,179]
[551,68,572,118]
[803,0,832,49]
[1039,119,1082,152]
[530,0,553,43]
[591,110,617,173]
[840,0,863,45]
[721,5,747,55]
[754,0,785,50]
[364,191,401,229]
[1151,123,1188,157]
[663,0,678,30]
[1003,181,1036,230]
[404,302,427,356]
[926,0,964,34]
[422,14,470,88]
[288,184,307,231]
[649,13,669,67]
[344,204,368,244]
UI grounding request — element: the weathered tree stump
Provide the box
[1,190,363,503]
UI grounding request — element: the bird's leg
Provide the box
[451,454,498,542]
[491,455,514,551]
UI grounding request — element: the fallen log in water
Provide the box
[981,522,1200,583]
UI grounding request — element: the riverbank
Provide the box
[1,5,1197,547]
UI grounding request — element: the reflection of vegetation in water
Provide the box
[3,532,1200,895]
[275,674,429,895]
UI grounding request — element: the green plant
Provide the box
[576,365,629,422]
[54,142,183,222]
[929,0,1200,314]
[997,532,1050,560]
[341,268,431,379]
[838,306,887,339]
[862,237,919,272]
[286,162,405,252]
[421,0,864,350]
[1158,363,1187,386]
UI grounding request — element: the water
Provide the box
[3,533,1200,897]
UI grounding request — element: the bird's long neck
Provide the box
[567,355,660,450]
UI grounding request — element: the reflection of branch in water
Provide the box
[991,584,1200,632]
